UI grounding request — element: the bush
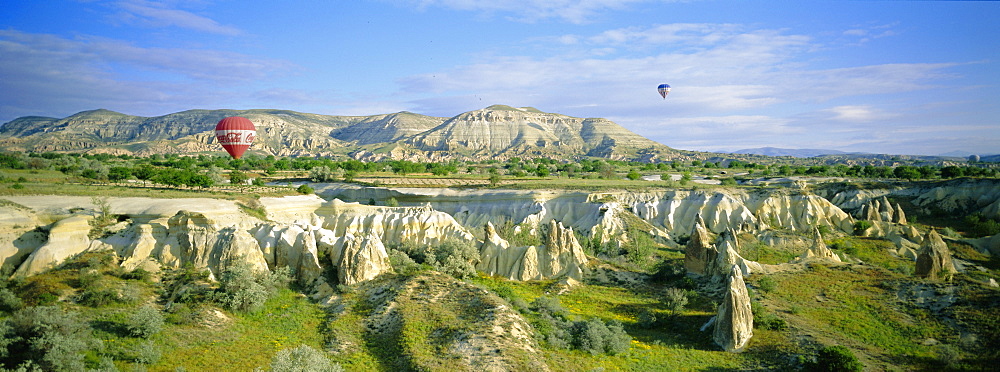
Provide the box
[77,280,139,307]
[530,297,631,355]
[0,288,23,312]
[811,345,863,372]
[133,340,161,365]
[752,301,787,330]
[852,221,872,236]
[115,267,152,282]
[757,276,777,294]
[395,239,480,279]
[162,265,214,305]
[572,318,631,355]
[296,184,314,194]
[217,264,270,313]
[433,239,480,279]
[0,306,96,371]
[258,344,344,372]
[663,287,688,316]
[127,305,164,338]
[637,309,657,329]
[216,262,291,313]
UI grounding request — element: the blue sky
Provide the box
[1,0,998,156]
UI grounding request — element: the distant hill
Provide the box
[730,147,856,158]
[0,105,681,162]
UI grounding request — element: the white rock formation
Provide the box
[915,230,957,280]
[14,215,95,277]
[796,227,842,263]
[684,218,717,276]
[332,233,392,285]
[713,265,754,353]
[713,230,763,279]
[477,220,588,281]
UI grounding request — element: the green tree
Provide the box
[893,166,920,180]
[626,170,641,180]
[107,166,132,183]
[488,172,502,187]
[229,170,249,185]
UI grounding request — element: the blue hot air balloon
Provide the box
[658,84,671,99]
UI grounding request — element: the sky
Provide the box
[1,0,998,156]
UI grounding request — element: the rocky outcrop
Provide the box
[796,227,842,263]
[713,265,754,353]
[684,218,717,276]
[315,199,475,247]
[161,211,270,278]
[713,230,763,279]
[13,215,95,277]
[331,233,392,285]
[355,273,549,371]
[857,196,907,225]
[477,220,588,281]
[915,230,957,280]
[0,202,46,270]
[911,179,1000,220]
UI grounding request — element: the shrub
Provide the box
[296,184,314,194]
[77,281,139,307]
[258,344,344,372]
[115,268,151,281]
[385,197,399,207]
[663,287,688,316]
[0,288,23,312]
[162,265,213,305]
[531,296,567,316]
[0,306,96,371]
[387,249,421,276]
[164,303,196,325]
[637,309,657,329]
[395,239,480,279]
[127,305,165,338]
[852,221,872,236]
[757,276,777,294]
[530,297,631,355]
[133,340,161,365]
[216,262,291,313]
[217,263,270,313]
[811,345,863,372]
[572,318,631,355]
[433,239,480,279]
[752,301,787,330]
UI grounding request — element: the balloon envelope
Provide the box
[214,116,256,159]
[658,84,671,99]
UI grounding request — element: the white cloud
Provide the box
[819,105,896,122]
[0,30,297,121]
[402,0,670,23]
[115,0,243,35]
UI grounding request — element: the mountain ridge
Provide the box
[0,106,682,162]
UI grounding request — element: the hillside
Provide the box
[0,172,998,370]
[0,106,681,162]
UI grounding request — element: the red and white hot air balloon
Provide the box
[214,116,256,159]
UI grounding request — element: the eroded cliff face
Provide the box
[477,220,589,281]
[713,265,754,353]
